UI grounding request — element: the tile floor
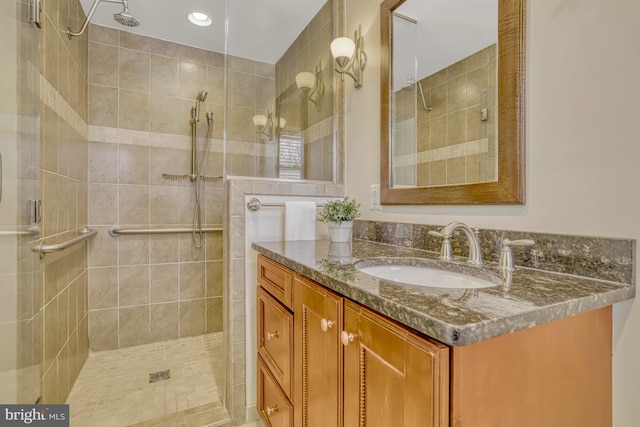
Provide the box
[67,333,227,427]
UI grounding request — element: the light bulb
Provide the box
[188,12,212,27]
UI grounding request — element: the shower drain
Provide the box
[149,370,171,383]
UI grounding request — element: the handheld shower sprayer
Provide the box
[194,91,208,123]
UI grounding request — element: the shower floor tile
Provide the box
[67,333,227,427]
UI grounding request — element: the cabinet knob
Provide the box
[266,330,279,340]
[320,318,334,332]
[341,331,355,346]
[266,404,279,415]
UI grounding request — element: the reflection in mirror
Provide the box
[85,0,340,182]
[381,0,526,204]
[233,0,338,182]
[391,0,498,189]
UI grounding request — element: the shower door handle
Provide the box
[29,0,42,28]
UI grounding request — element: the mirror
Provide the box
[380,0,526,204]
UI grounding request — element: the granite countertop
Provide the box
[251,239,636,346]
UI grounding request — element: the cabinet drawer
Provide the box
[258,286,293,399]
[258,356,293,427]
[258,255,294,309]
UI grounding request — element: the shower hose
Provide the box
[192,115,213,249]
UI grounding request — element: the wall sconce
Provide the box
[275,116,286,129]
[253,108,273,139]
[330,25,367,88]
[296,64,324,105]
[253,108,286,139]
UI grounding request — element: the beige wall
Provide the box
[345,0,640,425]
[85,25,250,350]
[39,0,90,404]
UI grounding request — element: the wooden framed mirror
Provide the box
[380,0,526,204]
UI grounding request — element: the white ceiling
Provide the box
[80,0,327,64]
[393,0,498,88]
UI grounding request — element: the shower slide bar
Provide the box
[246,197,327,212]
[109,226,223,237]
[32,226,98,258]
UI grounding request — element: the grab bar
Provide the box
[109,226,223,237]
[33,227,97,258]
[246,197,327,211]
[0,226,40,236]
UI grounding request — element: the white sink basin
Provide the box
[356,264,499,289]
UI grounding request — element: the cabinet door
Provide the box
[293,277,342,427]
[258,286,294,399]
[342,300,449,427]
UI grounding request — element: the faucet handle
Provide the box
[502,239,535,248]
[428,230,444,238]
[499,239,535,272]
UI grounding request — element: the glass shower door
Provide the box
[0,0,41,404]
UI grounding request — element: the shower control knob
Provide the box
[320,318,334,332]
[266,330,279,340]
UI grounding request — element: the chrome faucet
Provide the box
[429,222,484,266]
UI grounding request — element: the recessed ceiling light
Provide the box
[188,12,212,27]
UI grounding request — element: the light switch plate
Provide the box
[370,184,381,211]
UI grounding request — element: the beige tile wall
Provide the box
[1,0,42,405]
[274,0,340,182]
[392,87,417,185]
[86,25,253,351]
[88,24,275,178]
[39,0,90,405]
[393,44,497,187]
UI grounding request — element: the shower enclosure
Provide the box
[0,0,41,405]
[1,0,342,424]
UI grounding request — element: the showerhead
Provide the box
[197,91,208,102]
[67,0,140,38]
[114,1,140,27]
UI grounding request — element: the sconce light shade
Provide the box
[252,114,267,128]
[330,26,367,89]
[295,72,316,90]
[330,37,356,62]
[296,64,324,106]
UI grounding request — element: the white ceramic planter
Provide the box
[327,221,353,243]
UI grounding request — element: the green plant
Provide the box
[319,197,361,225]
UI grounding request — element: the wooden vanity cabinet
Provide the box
[293,274,449,427]
[257,255,613,427]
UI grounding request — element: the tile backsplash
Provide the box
[354,220,635,285]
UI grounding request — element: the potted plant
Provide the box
[319,197,361,243]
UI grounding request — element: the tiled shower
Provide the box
[2,0,343,425]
